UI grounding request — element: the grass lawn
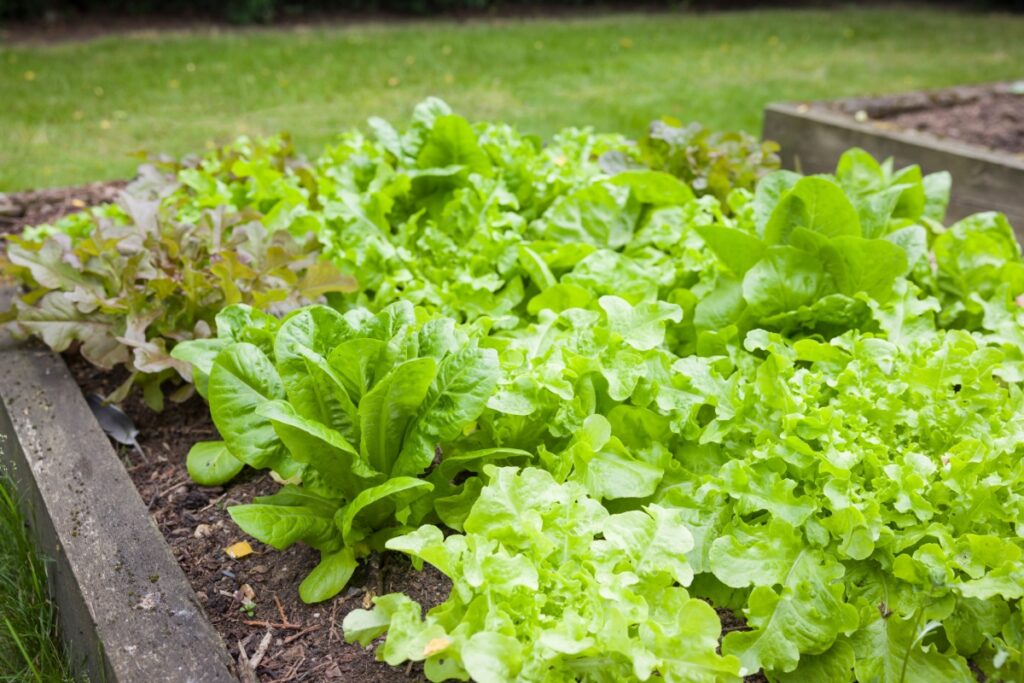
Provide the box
[0,7,1023,191]
[0,478,76,682]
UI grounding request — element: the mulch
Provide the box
[0,181,127,238]
[878,91,1024,154]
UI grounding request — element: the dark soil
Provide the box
[0,180,126,238]
[876,91,1024,154]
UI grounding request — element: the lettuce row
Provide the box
[330,151,1024,680]
[342,307,1024,682]
[2,99,777,410]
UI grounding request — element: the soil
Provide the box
[878,91,1024,154]
[0,181,127,237]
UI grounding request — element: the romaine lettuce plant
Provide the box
[172,301,516,602]
[690,149,950,338]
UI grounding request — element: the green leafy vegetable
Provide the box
[174,302,502,601]
[608,118,781,206]
[11,100,1024,681]
[344,466,741,682]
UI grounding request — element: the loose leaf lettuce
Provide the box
[344,466,741,683]
[2,171,355,409]
[10,101,1024,681]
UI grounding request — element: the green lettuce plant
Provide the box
[602,118,780,206]
[10,98,1024,681]
[344,466,741,683]
[333,143,1024,681]
[928,211,1024,328]
[172,301,518,602]
[1,99,781,404]
[689,148,949,338]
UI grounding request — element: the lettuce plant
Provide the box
[344,466,741,683]
[928,211,1024,329]
[1,185,354,409]
[11,97,1024,681]
[689,149,951,338]
[1,99,780,405]
[601,118,780,207]
[477,297,686,499]
[332,143,1024,680]
[172,301,515,602]
[648,319,1024,681]
[304,99,636,319]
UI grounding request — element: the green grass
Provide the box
[0,477,76,682]
[0,7,1022,191]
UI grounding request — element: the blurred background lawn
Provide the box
[1,7,1023,191]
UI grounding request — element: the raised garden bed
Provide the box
[763,81,1024,231]
[1,328,769,683]
[0,298,454,681]
[0,187,450,682]
[5,103,1023,683]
